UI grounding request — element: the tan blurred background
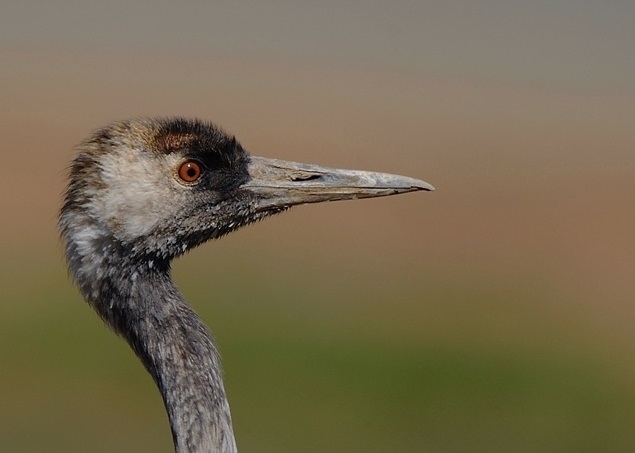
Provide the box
[1,1,634,452]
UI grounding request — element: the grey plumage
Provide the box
[59,117,432,452]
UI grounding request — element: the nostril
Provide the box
[291,174,322,182]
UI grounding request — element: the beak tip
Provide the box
[412,179,435,192]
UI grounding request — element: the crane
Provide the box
[58,117,433,452]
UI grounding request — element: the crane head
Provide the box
[60,117,433,267]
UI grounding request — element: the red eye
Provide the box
[178,160,203,183]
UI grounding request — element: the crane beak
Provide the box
[242,156,434,212]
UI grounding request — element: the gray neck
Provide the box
[71,245,237,453]
[129,272,237,453]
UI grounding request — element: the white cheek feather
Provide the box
[69,221,109,277]
[96,148,183,240]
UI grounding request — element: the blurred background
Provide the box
[1,1,634,451]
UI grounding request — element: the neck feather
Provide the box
[126,272,237,453]
[65,231,237,453]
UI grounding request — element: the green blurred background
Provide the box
[2,1,635,451]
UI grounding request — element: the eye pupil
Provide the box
[178,160,202,183]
